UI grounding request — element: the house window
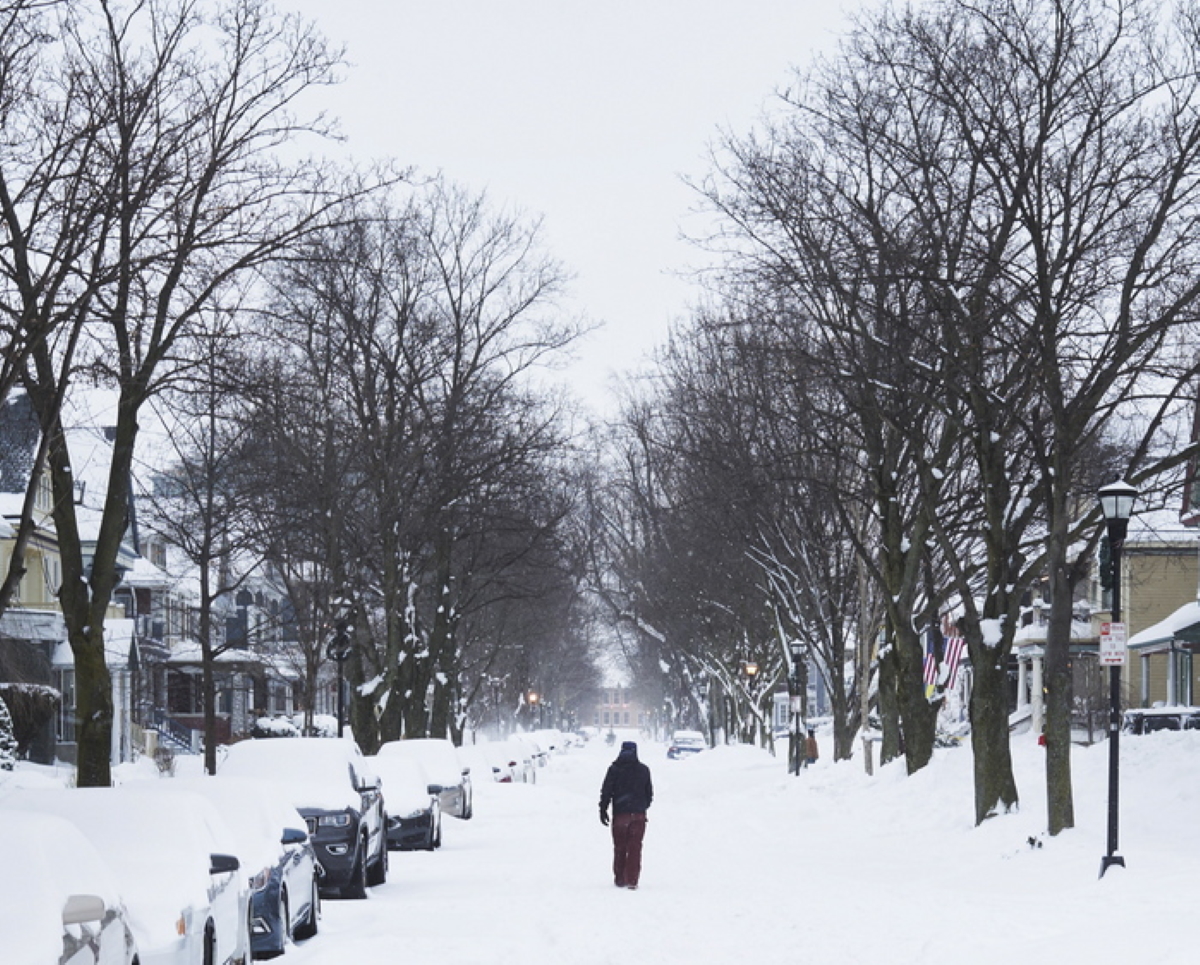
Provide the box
[624,712,630,725]
[603,711,610,725]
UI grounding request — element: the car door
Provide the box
[352,762,385,855]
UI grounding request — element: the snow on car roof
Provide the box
[0,810,125,965]
[376,738,465,784]
[167,776,307,876]
[219,737,373,811]
[0,785,239,954]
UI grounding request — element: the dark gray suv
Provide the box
[220,737,388,898]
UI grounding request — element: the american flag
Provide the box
[943,633,967,689]
[923,645,938,699]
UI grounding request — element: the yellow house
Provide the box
[1113,523,1200,709]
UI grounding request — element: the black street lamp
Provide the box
[699,679,712,747]
[788,641,804,776]
[325,598,354,739]
[1098,479,1137,878]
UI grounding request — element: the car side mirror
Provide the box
[281,827,308,846]
[62,894,106,926]
[427,784,444,796]
[209,853,241,875]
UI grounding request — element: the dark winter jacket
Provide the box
[599,743,653,815]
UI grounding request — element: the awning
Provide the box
[1128,601,1200,652]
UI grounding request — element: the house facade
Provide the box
[1,392,316,766]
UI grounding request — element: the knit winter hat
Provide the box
[620,741,637,753]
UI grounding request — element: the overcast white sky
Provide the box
[284,1,857,414]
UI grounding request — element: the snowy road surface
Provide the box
[283,731,1198,965]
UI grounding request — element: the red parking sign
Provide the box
[1099,621,1127,666]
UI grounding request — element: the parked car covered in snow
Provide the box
[377,738,473,819]
[174,777,320,958]
[667,730,707,759]
[496,737,538,784]
[219,738,387,900]
[0,809,139,965]
[369,754,441,851]
[0,784,249,965]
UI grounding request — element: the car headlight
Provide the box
[318,813,352,827]
[249,868,271,893]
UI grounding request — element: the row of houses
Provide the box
[1008,508,1200,740]
[0,392,336,766]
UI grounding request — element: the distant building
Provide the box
[588,685,653,733]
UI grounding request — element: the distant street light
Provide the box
[1098,479,1137,878]
[325,597,354,739]
[788,641,804,776]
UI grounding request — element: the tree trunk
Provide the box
[967,633,1018,823]
[894,622,936,774]
[878,641,902,765]
[1043,501,1080,835]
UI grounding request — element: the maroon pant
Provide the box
[611,812,647,887]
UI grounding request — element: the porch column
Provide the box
[1030,650,1045,737]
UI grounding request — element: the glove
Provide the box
[599,807,609,826]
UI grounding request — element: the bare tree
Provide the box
[17,0,352,785]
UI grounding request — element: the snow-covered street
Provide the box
[287,731,1197,965]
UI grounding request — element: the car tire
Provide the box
[293,877,320,941]
[367,823,388,886]
[343,842,368,899]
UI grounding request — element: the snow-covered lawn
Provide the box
[284,730,1197,964]
[3,729,1194,964]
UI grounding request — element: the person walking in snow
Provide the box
[804,728,819,767]
[599,740,653,890]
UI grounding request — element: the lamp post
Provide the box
[699,680,712,747]
[1098,479,1137,878]
[788,641,804,776]
[325,599,353,739]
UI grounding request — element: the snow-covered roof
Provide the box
[0,608,65,642]
[50,618,137,669]
[1128,600,1200,650]
[1014,619,1095,649]
[167,641,262,666]
[122,553,172,589]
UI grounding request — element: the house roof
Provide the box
[50,619,138,669]
[1128,600,1200,651]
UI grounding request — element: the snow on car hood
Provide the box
[369,756,433,814]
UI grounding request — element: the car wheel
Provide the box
[343,842,368,899]
[293,876,320,941]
